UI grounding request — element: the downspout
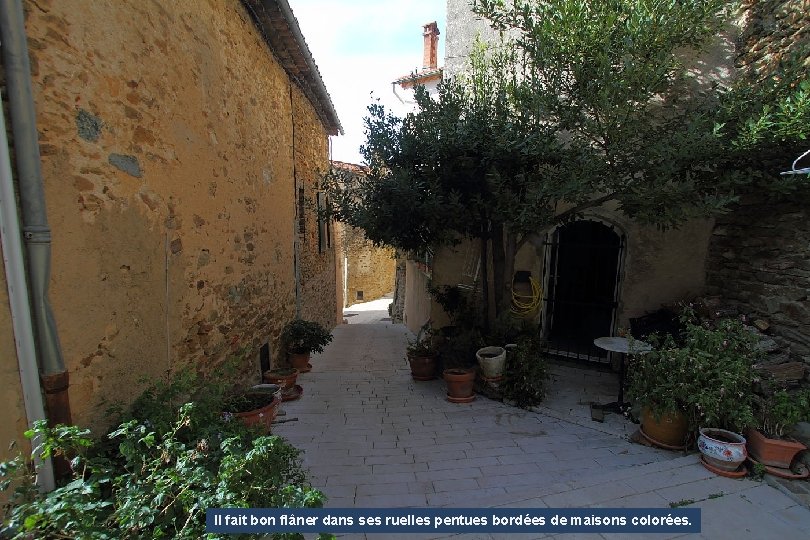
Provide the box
[0,93,54,492]
[0,1,71,426]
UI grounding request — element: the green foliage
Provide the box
[325,1,763,327]
[406,322,436,357]
[627,309,761,434]
[438,325,484,371]
[669,499,695,508]
[474,0,738,227]
[501,334,548,408]
[281,319,333,354]
[756,387,810,439]
[750,462,767,481]
[0,377,327,540]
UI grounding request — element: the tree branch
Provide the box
[553,192,618,223]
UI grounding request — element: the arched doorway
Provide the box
[543,220,624,363]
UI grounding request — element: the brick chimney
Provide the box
[422,22,440,70]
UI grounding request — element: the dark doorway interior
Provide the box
[544,220,624,363]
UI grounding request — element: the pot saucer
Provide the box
[282,384,303,402]
[639,426,688,451]
[747,456,810,479]
[699,455,747,478]
[446,393,475,403]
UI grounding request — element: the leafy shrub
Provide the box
[0,377,329,540]
[756,387,810,439]
[281,319,333,355]
[627,309,760,434]
[501,334,548,408]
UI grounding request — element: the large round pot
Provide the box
[408,354,437,381]
[698,428,747,472]
[443,368,476,403]
[232,394,281,433]
[289,351,312,373]
[476,346,506,380]
[640,407,688,449]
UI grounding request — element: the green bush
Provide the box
[627,309,760,434]
[281,319,333,355]
[501,334,548,408]
[0,376,330,540]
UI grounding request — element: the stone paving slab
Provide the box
[274,301,810,539]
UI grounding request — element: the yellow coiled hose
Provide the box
[511,276,542,317]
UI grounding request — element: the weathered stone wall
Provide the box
[707,195,810,362]
[0,0,333,433]
[705,0,810,364]
[294,87,339,329]
[343,226,395,306]
[736,0,809,81]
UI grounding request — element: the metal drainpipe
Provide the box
[0,90,55,493]
[0,1,71,429]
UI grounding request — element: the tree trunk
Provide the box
[491,222,506,321]
[478,233,490,333]
[502,230,518,317]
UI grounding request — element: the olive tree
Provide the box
[325,0,801,326]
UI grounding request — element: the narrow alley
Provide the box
[274,298,810,539]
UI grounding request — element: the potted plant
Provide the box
[439,325,481,403]
[281,318,333,373]
[263,367,302,401]
[747,387,810,469]
[406,323,438,381]
[222,389,281,433]
[626,334,690,449]
[627,310,760,452]
[476,312,520,381]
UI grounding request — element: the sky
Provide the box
[289,0,447,164]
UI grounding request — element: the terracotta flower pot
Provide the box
[289,351,312,373]
[698,428,747,472]
[443,368,476,403]
[408,354,437,380]
[232,395,281,433]
[263,368,299,395]
[746,428,807,469]
[640,407,688,449]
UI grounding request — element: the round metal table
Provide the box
[591,337,652,416]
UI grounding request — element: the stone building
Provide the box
[0,0,342,465]
[331,161,396,307]
[706,0,810,364]
[411,0,809,369]
[400,3,716,345]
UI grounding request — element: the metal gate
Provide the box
[541,220,625,363]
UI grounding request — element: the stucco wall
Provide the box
[0,0,334,434]
[445,0,496,79]
[403,260,432,334]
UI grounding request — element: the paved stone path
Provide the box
[274,300,810,539]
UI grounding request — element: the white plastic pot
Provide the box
[476,346,506,379]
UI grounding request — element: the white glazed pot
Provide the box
[698,428,747,472]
